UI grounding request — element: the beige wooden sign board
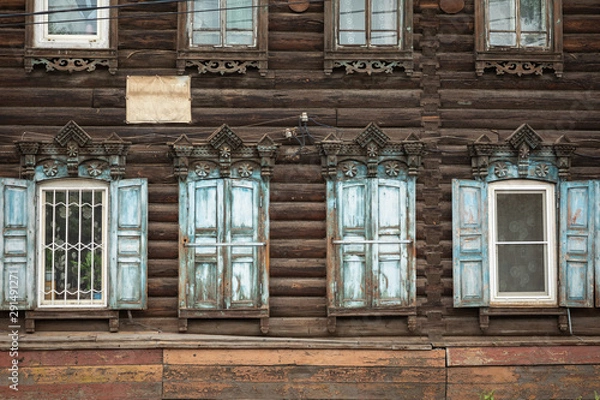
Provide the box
[126,76,191,124]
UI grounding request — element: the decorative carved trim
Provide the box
[168,125,278,181]
[29,58,117,74]
[333,60,413,76]
[185,59,259,75]
[468,123,576,181]
[318,123,425,180]
[15,120,129,180]
[476,60,562,78]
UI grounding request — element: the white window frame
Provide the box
[489,180,557,306]
[32,0,111,49]
[37,179,109,308]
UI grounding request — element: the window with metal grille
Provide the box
[39,181,108,308]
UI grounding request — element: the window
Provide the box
[169,126,278,333]
[324,0,413,75]
[177,0,268,75]
[25,0,118,73]
[39,180,108,308]
[318,124,424,332]
[453,124,599,330]
[475,0,563,76]
[2,121,147,332]
[489,180,556,305]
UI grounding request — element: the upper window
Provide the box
[169,126,278,333]
[177,0,268,75]
[324,0,413,75]
[25,0,118,73]
[318,124,424,332]
[453,125,599,319]
[2,121,147,325]
[475,0,563,76]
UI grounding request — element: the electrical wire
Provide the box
[0,0,325,28]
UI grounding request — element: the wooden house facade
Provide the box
[0,0,599,398]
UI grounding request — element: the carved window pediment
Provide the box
[468,124,575,182]
[15,121,130,181]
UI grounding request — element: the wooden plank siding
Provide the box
[0,0,599,397]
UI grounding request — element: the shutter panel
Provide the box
[337,180,368,308]
[595,181,600,308]
[227,179,260,308]
[559,181,595,308]
[187,179,223,309]
[109,179,148,309]
[374,179,411,307]
[0,179,35,310]
[452,179,489,307]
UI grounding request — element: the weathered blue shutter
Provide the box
[227,179,260,308]
[595,181,600,308]
[0,179,35,310]
[373,179,411,307]
[187,179,223,309]
[109,179,148,309]
[559,181,595,307]
[337,180,368,308]
[452,179,489,307]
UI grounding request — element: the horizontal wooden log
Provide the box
[270,277,326,297]
[271,163,322,183]
[270,183,325,202]
[0,382,163,400]
[0,349,163,368]
[148,204,178,223]
[270,239,327,259]
[447,346,600,367]
[270,220,326,239]
[269,296,327,317]
[148,240,178,260]
[148,277,178,297]
[148,222,178,241]
[269,258,326,277]
[148,258,178,278]
[270,202,326,221]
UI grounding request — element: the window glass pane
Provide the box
[520,0,545,31]
[496,193,544,241]
[489,0,516,31]
[371,0,397,45]
[489,32,517,46]
[521,33,546,47]
[48,0,98,35]
[193,0,221,44]
[339,0,366,45]
[227,0,253,30]
[497,244,546,293]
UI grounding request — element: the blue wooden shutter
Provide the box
[373,179,412,307]
[187,179,223,309]
[337,180,369,308]
[0,179,35,310]
[227,179,261,308]
[559,181,595,308]
[452,179,489,307]
[595,181,600,308]
[109,179,148,309]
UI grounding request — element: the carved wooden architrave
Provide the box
[169,125,278,334]
[467,124,576,332]
[176,0,269,76]
[318,123,425,333]
[323,0,414,76]
[468,123,576,183]
[23,0,118,74]
[474,0,563,78]
[169,125,278,182]
[15,120,130,181]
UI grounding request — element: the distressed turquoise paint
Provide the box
[559,181,595,307]
[452,179,489,307]
[109,179,148,309]
[0,178,35,310]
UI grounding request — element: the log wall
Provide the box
[0,0,600,397]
